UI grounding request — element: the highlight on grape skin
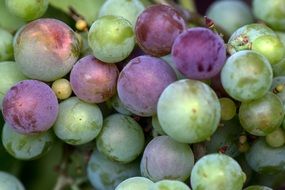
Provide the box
[14,18,81,81]
[70,55,119,103]
[140,135,194,182]
[117,55,177,116]
[157,79,221,144]
[2,80,59,134]
[171,27,226,80]
[135,4,186,56]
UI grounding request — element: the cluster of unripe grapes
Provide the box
[1,0,285,190]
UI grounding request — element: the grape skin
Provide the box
[70,55,119,103]
[135,4,186,56]
[150,180,191,190]
[96,113,145,163]
[53,97,103,145]
[171,27,226,80]
[140,136,194,182]
[221,50,273,102]
[2,80,59,134]
[115,177,154,190]
[117,55,177,116]
[14,18,81,81]
[0,171,25,190]
[0,28,13,61]
[157,79,221,143]
[2,123,54,160]
[191,153,246,190]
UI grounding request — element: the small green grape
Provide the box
[0,28,13,61]
[115,177,154,190]
[150,180,191,190]
[219,97,236,121]
[265,127,285,148]
[51,78,72,100]
[0,171,25,190]
[243,185,273,190]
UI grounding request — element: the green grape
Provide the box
[0,61,28,109]
[221,50,273,102]
[206,0,254,35]
[151,115,166,136]
[5,0,48,21]
[157,79,221,144]
[219,97,236,121]
[51,78,72,100]
[190,153,246,190]
[253,0,285,31]
[115,177,154,190]
[150,180,191,190]
[99,0,145,28]
[243,185,273,190]
[228,23,284,65]
[245,138,285,174]
[205,117,242,158]
[108,94,132,116]
[96,114,145,163]
[53,97,103,145]
[0,171,25,190]
[265,127,285,148]
[87,150,140,190]
[239,92,284,136]
[88,15,135,63]
[2,123,54,160]
[0,28,13,61]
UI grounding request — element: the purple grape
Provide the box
[117,55,177,116]
[171,27,227,80]
[70,55,119,103]
[135,4,186,57]
[2,80,59,134]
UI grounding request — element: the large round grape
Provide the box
[157,79,221,143]
[2,123,54,160]
[14,18,81,81]
[115,177,154,190]
[221,50,273,102]
[96,114,144,163]
[140,136,194,182]
[245,138,285,174]
[0,61,28,109]
[253,0,285,31]
[53,97,103,145]
[239,92,284,136]
[191,153,246,190]
[0,28,13,61]
[206,0,254,35]
[87,150,140,190]
[0,171,25,190]
[5,0,48,21]
[171,27,226,80]
[150,180,191,190]
[70,55,119,103]
[135,4,186,56]
[99,0,145,28]
[228,23,284,65]
[2,80,59,134]
[88,15,135,63]
[117,55,176,116]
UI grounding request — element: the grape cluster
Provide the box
[1,0,285,190]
